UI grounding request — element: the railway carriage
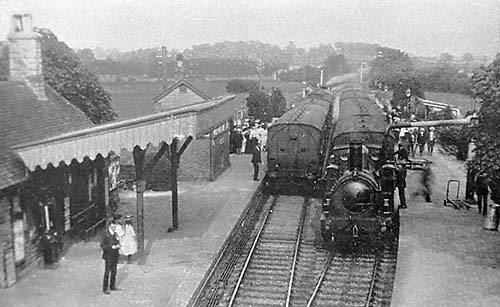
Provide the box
[265,91,334,194]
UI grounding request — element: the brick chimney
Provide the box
[7,13,47,101]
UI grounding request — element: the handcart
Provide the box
[443,180,471,210]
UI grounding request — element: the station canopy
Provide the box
[11,97,234,171]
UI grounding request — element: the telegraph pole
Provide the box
[156,46,167,84]
[257,59,265,90]
[360,62,366,84]
[161,46,167,83]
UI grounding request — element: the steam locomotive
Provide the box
[265,86,475,248]
[319,89,399,247]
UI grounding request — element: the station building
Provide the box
[150,76,247,181]
[0,14,250,287]
[0,14,107,287]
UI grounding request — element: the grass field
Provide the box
[104,81,164,119]
[104,80,473,121]
[104,80,305,120]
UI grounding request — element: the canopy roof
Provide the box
[12,96,235,171]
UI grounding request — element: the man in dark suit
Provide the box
[396,163,408,209]
[251,144,262,181]
[101,217,121,294]
[475,172,489,215]
[393,143,410,162]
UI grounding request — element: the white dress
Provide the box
[119,224,138,256]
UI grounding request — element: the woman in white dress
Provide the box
[119,215,137,263]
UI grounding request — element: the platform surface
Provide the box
[0,154,261,307]
[391,150,500,307]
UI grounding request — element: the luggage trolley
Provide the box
[443,180,471,210]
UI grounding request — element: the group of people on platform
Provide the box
[392,143,434,210]
[466,167,500,218]
[230,119,269,181]
[100,214,138,294]
[230,120,268,156]
[396,126,437,157]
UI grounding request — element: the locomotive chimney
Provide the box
[349,142,363,171]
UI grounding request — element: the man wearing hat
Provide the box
[428,127,436,155]
[417,128,427,156]
[251,144,262,181]
[396,162,408,209]
[100,215,122,294]
[393,143,410,163]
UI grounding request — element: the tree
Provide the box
[36,28,117,124]
[246,90,272,123]
[369,47,414,87]
[76,48,96,65]
[439,52,454,66]
[269,87,287,118]
[462,52,474,70]
[323,54,348,78]
[469,54,500,201]
[226,79,258,93]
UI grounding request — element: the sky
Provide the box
[0,0,499,57]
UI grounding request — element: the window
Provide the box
[179,85,187,94]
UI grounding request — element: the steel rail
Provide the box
[305,253,333,307]
[227,196,277,307]
[285,198,309,307]
[365,255,381,307]
[187,187,266,307]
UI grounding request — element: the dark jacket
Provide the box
[417,131,427,145]
[100,230,120,262]
[251,146,262,164]
[396,165,407,188]
[476,173,489,195]
[393,147,409,161]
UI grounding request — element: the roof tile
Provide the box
[0,81,94,148]
[0,80,94,189]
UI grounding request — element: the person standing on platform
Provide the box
[396,163,408,209]
[393,144,410,163]
[417,128,427,156]
[251,144,262,181]
[428,127,436,155]
[119,215,137,263]
[407,129,416,157]
[113,214,124,263]
[421,164,433,202]
[234,129,243,155]
[475,172,489,215]
[100,217,121,294]
[241,128,249,154]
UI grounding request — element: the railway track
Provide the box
[303,242,398,307]
[189,193,398,307]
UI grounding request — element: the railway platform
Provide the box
[0,154,262,307]
[392,150,500,307]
